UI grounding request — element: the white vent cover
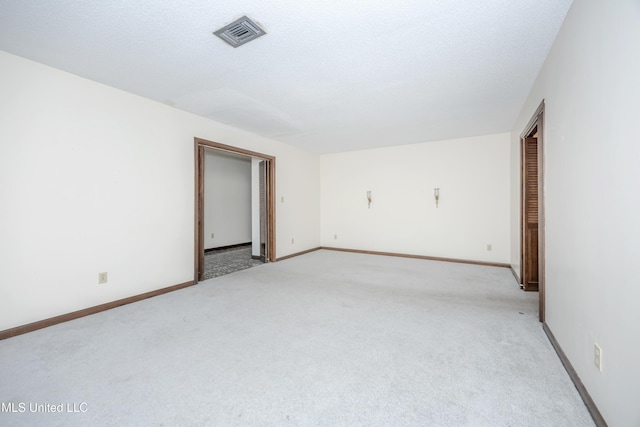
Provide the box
[214,16,266,48]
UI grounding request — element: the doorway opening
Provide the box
[520,101,545,322]
[194,138,276,283]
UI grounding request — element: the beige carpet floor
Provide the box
[0,250,594,426]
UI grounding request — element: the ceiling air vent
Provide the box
[214,16,266,48]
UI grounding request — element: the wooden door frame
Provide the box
[194,137,276,283]
[520,100,546,322]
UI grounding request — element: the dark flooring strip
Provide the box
[203,244,263,280]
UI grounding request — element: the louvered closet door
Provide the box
[523,137,539,290]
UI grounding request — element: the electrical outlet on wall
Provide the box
[594,343,603,372]
[486,244,492,251]
[211,233,215,239]
[291,238,294,244]
[98,272,108,284]
[334,234,338,240]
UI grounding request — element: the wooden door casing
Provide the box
[259,160,267,263]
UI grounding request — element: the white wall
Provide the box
[321,133,510,263]
[203,151,251,249]
[0,50,321,332]
[277,148,322,255]
[509,1,640,425]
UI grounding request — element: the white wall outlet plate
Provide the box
[98,272,108,284]
[594,343,603,372]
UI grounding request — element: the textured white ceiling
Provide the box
[0,0,572,153]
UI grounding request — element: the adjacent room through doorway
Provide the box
[194,138,276,282]
[201,148,260,280]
